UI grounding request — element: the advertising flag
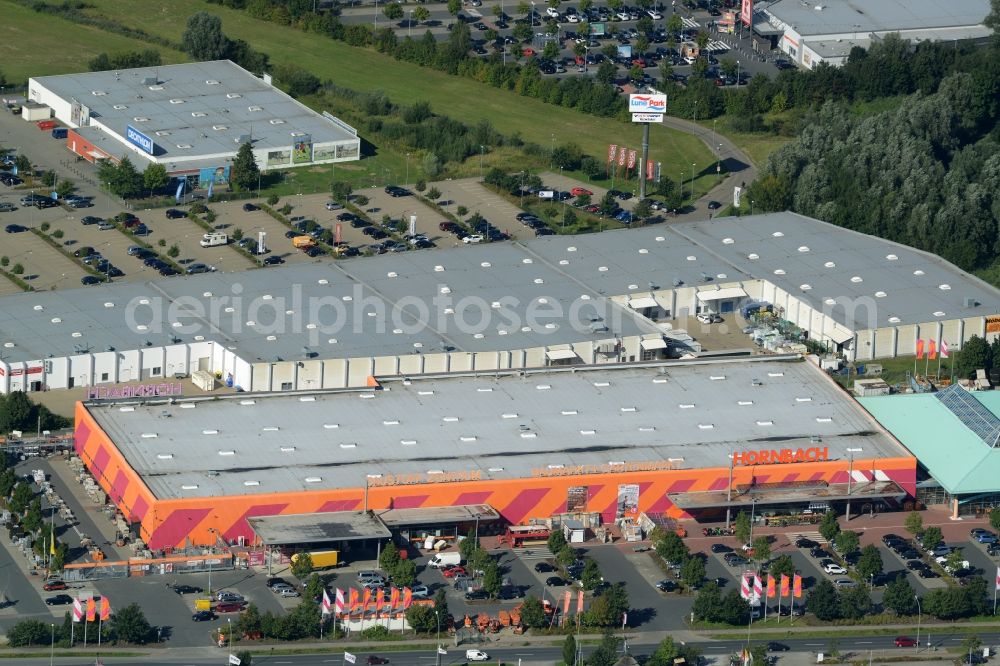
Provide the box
[390,586,400,611]
[618,148,627,167]
[779,574,790,597]
[793,574,803,598]
[375,588,385,612]
[50,522,56,555]
[72,598,83,623]
[646,159,654,181]
[175,179,185,203]
[627,149,637,170]
[941,340,950,358]
[928,339,937,360]
[207,180,214,201]
[915,339,925,359]
[335,223,343,245]
[362,588,372,613]
[766,575,775,599]
[608,144,618,164]
[322,589,332,615]
[345,652,357,664]
[100,596,111,621]
[740,0,752,26]
[563,590,572,615]
[752,574,762,602]
[403,587,413,609]
[349,587,359,611]
[740,573,751,599]
[577,589,585,614]
[995,566,1000,591]
[86,597,96,622]
[335,588,345,615]
[229,656,242,666]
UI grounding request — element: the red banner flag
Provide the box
[793,574,802,598]
[563,590,571,615]
[779,574,790,597]
[766,575,775,599]
[349,588,359,611]
[335,223,343,245]
[608,144,618,164]
[362,588,372,612]
[390,586,400,611]
[928,339,937,360]
[336,588,345,615]
[72,598,83,623]
[99,597,111,621]
[627,149,637,170]
[915,338,925,359]
[941,340,950,358]
[322,589,333,616]
[375,588,385,611]
[576,589,584,614]
[403,587,413,609]
[646,159,654,181]
[618,148,627,167]
[86,597,96,622]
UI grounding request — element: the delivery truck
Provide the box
[291,549,340,570]
[292,235,316,249]
[428,552,462,569]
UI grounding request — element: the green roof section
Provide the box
[858,391,1000,495]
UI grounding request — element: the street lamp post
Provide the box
[915,595,922,652]
[409,10,413,37]
[519,171,525,207]
[49,623,54,666]
[480,145,485,181]
[690,162,696,199]
[405,153,410,186]
[228,618,232,651]
[846,447,863,521]
[435,610,442,666]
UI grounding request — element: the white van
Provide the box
[357,570,381,582]
[428,552,462,569]
[199,232,228,248]
[466,650,489,661]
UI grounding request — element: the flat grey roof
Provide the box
[0,212,997,364]
[763,0,990,37]
[805,38,872,58]
[377,504,500,527]
[85,356,910,500]
[31,61,356,162]
[247,511,390,545]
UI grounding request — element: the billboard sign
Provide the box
[126,124,154,155]
[632,113,665,123]
[628,94,667,114]
[292,134,313,164]
[590,21,606,36]
[617,44,632,59]
[732,446,829,466]
[740,0,752,26]
[199,166,230,187]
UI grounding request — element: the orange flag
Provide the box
[403,587,413,609]
[563,590,571,615]
[779,574,790,597]
[766,575,775,599]
[793,574,802,598]
[375,588,385,611]
[99,597,111,621]
[362,588,372,612]
[349,588,360,611]
[915,339,925,359]
[576,589,585,614]
[86,597,96,622]
[390,586,400,610]
[928,339,937,360]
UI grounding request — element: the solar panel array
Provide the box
[935,384,1000,448]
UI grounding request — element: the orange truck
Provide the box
[292,235,316,249]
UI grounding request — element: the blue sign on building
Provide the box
[126,125,155,155]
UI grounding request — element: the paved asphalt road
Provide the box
[10,631,1000,665]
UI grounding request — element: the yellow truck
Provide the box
[292,235,316,249]
[291,549,339,570]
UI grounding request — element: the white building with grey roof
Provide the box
[0,212,997,395]
[27,61,360,186]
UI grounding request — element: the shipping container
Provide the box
[36,120,56,130]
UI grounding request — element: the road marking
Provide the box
[805,643,822,646]
[857,641,872,644]
[515,654,534,656]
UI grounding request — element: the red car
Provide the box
[894,636,917,647]
[215,601,246,613]
[442,566,467,578]
[43,580,68,591]
[571,187,593,196]
[585,204,600,213]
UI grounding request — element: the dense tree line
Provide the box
[88,50,163,73]
[747,70,1000,275]
[181,11,270,74]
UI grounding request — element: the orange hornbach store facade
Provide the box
[73,356,917,550]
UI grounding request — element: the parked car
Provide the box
[366,658,390,665]
[655,579,676,592]
[545,576,567,586]
[165,208,187,219]
[43,580,68,591]
[823,562,847,575]
[242,202,259,212]
[464,589,489,601]
[696,313,722,324]
[279,587,301,598]
[462,234,483,244]
[215,602,246,613]
[4,224,27,233]
[0,202,15,212]
[192,610,217,621]
[46,594,74,605]
[534,562,556,573]
[710,543,732,553]
[172,584,203,595]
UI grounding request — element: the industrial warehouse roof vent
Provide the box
[936,384,1000,448]
[142,77,157,86]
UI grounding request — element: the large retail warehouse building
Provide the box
[75,356,915,550]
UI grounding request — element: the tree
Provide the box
[182,12,229,60]
[379,541,400,573]
[807,580,840,621]
[956,335,990,379]
[834,530,860,555]
[883,577,917,615]
[719,589,750,625]
[166,244,180,258]
[14,154,31,175]
[666,13,682,36]
[680,555,706,588]
[111,603,152,644]
[548,529,567,554]
[563,634,577,666]
[588,632,621,666]
[692,582,723,622]
[383,3,403,20]
[303,573,325,601]
[41,170,56,187]
[838,584,871,620]
[819,510,841,543]
[557,544,577,567]
[448,0,463,15]
[5,619,49,646]
[921,526,943,550]
[856,544,883,581]
[596,60,617,85]
[142,164,168,196]
[581,558,603,591]
[750,536,770,563]
[769,554,795,581]
[459,530,479,560]
[110,156,143,199]
[562,207,577,227]
[632,198,652,220]
[543,41,560,60]
[406,604,437,633]
[963,634,984,659]
[655,530,688,564]
[482,559,502,597]
[231,142,260,192]
[290,552,313,579]
[56,179,75,199]
[330,181,352,202]
[11,263,24,275]
[519,595,548,628]
[734,510,752,545]
[413,6,430,23]
[990,508,1000,534]
[904,511,924,537]
[585,583,629,628]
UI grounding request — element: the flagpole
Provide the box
[777,590,781,624]
[83,616,87,648]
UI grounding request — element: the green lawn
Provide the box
[0,1,186,84]
[68,0,712,178]
[724,132,791,168]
